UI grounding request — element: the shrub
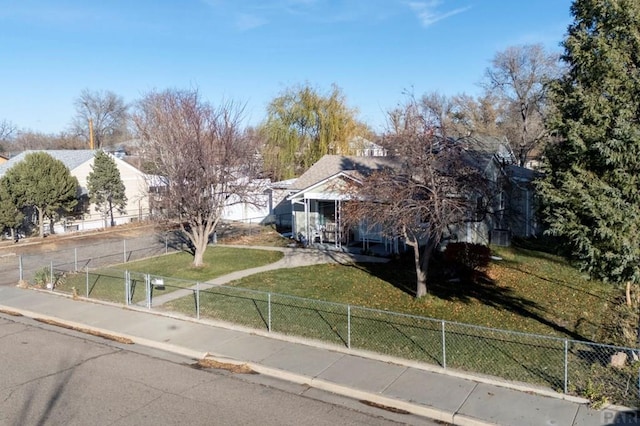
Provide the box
[32,267,65,289]
[443,242,492,272]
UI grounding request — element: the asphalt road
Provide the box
[0,313,439,426]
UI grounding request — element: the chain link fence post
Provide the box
[347,305,351,349]
[442,320,447,369]
[268,293,272,332]
[123,240,127,264]
[145,273,151,309]
[124,270,129,306]
[564,339,568,394]
[196,282,200,320]
[85,267,89,298]
[49,261,54,291]
[74,248,78,272]
[18,255,23,282]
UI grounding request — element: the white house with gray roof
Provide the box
[288,136,540,251]
[0,150,152,233]
[288,155,403,251]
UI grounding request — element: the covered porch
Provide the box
[291,196,404,255]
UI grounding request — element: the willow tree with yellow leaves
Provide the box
[260,83,366,181]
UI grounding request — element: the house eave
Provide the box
[288,171,361,201]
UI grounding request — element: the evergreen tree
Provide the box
[0,177,24,238]
[87,150,127,227]
[537,0,640,288]
[3,152,78,237]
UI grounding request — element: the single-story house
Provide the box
[287,136,539,252]
[0,150,152,233]
[288,155,402,251]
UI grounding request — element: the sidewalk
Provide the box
[0,285,632,426]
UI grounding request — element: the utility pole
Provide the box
[89,118,94,149]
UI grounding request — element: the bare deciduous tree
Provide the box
[133,88,261,267]
[417,92,506,140]
[0,120,16,143]
[450,93,504,138]
[484,44,560,166]
[72,89,129,148]
[345,97,487,297]
[12,130,85,151]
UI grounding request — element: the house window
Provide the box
[475,196,484,221]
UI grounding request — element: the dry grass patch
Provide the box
[193,357,256,374]
[33,318,134,344]
[0,308,23,317]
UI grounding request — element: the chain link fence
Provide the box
[24,251,640,408]
[18,235,181,285]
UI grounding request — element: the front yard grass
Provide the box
[161,244,625,401]
[175,245,613,341]
[56,246,283,304]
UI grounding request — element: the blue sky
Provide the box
[1,0,573,135]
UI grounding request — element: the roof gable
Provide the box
[0,150,97,176]
[290,155,401,192]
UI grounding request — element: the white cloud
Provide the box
[407,1,471,27]
[235,13,268,31]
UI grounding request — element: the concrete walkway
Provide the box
[149,245,389,306]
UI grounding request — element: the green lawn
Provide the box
[56,246,283,304]
[186,245,614,341]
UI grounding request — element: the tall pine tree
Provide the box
[538,0,640,290]
[87,150,127,227]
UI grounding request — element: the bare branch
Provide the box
[133,88,259,267]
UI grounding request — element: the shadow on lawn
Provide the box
[355,252,592,342]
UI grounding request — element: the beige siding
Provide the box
[62,155,150,231]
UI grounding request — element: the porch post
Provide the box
[335,199,339,248]
[304,197,310,245]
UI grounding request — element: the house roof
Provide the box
[460,135,515,172]
[0,150,97,176]
[290,155,401,192]
[290,137,515,195]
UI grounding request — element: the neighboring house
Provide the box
[0,150,152,233]
[288,136,539,252]
[265,178,297,230]
[221,178,272,224]
[348,136,388,157]
[455,136,541,246]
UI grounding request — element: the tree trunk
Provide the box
[413,243,427,297]
[626,281,632,307]
[37,207,45,238]
[191,226,209,268]
[109,198,115,227]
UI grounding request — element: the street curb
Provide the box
[246,363,493,426]
[0,303,494,426]
[6,289,594,408]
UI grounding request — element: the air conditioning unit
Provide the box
[491,229,511,247]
